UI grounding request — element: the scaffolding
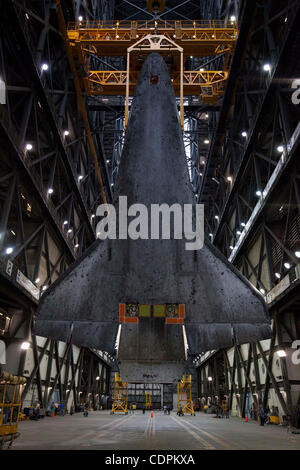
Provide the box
[111,373,128,414]
[145,392,152,410]
[177,375,195,416]
[0,371,26,450]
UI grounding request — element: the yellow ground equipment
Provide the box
[222,400,228,413]
[270,415,280,424]
[111,373,128,414]
[177,374,195,415]
[145,392,152,410]
[0,371,26,450]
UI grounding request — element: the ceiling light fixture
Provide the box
[263,63,271,72]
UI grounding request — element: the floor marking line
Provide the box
[150,416,155,439]
[97,414,135,431]
[94,414,136,440]
[179,418,232,449]
[149,419,153,438]
[171,416,216,450]
[182,418,244,450]
[147,418,153,438]
[144,415,152,437]
[144,418,149,436]
[144,414,156,439]
[73,414,133,443]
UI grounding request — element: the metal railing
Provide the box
[68,19,237,31]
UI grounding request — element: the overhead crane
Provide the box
[67,19,238,56]
[66,19,238,127]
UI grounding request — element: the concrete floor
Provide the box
[12,411,300,450]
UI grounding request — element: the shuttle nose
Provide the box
[145,52,167,77]
[139,53,172,90]
[146,52,164,65]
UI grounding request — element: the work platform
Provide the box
[86,69,228,96]
[67,19,238,56]
[66,19,238,105]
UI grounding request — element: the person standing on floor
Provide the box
[84,402,89,417]
[259,406,265,426]
[34,402,40,420]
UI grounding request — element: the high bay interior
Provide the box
[0,0,300,452]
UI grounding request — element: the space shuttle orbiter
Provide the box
[34,53,270,381]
